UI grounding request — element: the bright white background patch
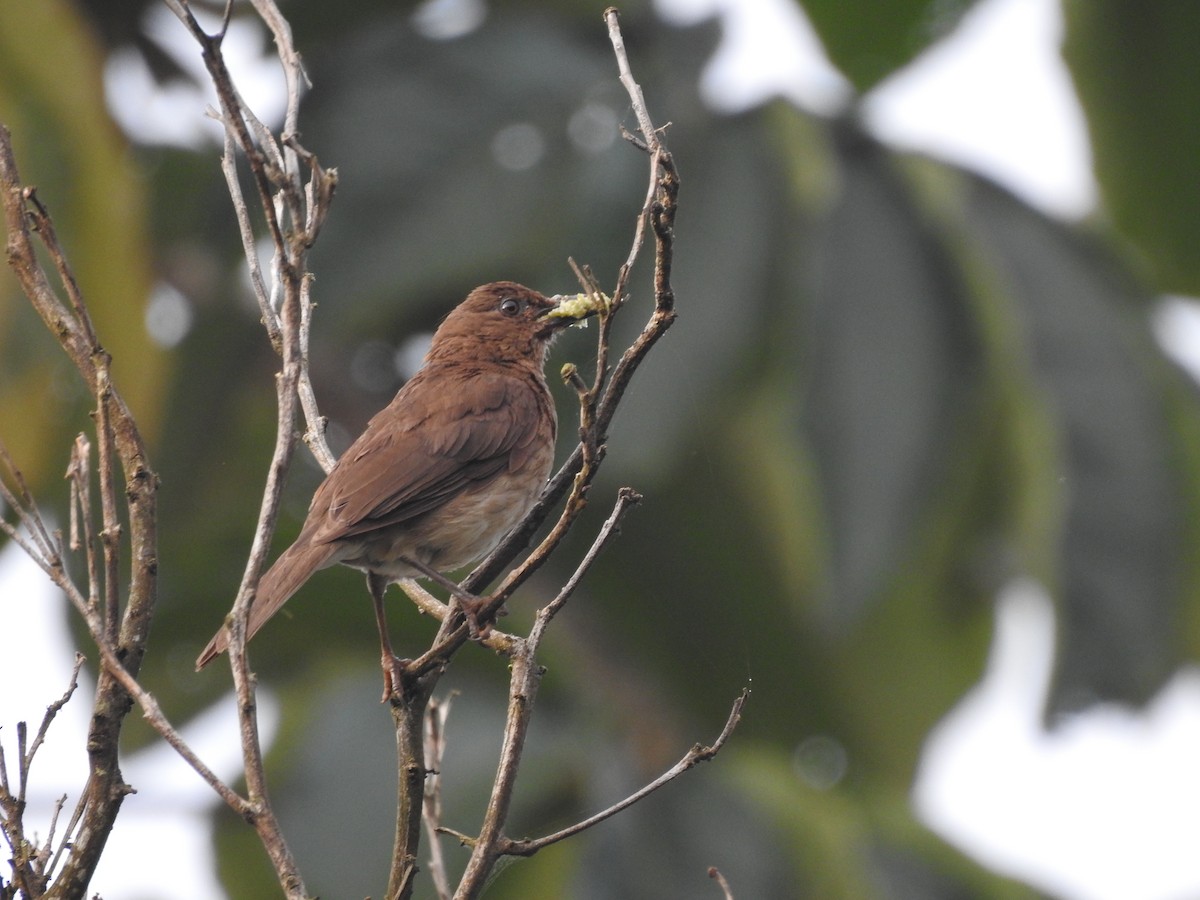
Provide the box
[0,543,280,898]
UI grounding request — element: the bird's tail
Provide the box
[195,539,336,670]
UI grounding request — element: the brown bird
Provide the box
[196,282,594,689]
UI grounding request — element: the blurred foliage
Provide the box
[0,0,164,488]
[801,0,976,90]
[3,0,1200,897]
[1063,0,1200,294]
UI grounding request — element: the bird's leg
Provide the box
[398,556,494,639]
[368,572,406,701]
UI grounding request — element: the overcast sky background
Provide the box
[4,0,1200,897]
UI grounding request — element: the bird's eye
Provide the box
[499,297,522,316]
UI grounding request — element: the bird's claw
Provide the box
[380,653,409,702]
[457,595,494,641]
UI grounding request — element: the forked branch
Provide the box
[0,124,162,897]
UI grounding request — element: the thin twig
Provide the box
[165,0,288,265]
[94,357,123,645]
[165,2,338,893]
[24,655,86,771]
[1,122,161,897]
[219,122,278,344]
[528,487,641,646]
[298,273,336,472]
[708,866,736,900]
[422,695,456,900]
[453,489,643,894]
[604,7,657,145]
[397,580,521,657]
[0,440,57,564]
[21,186,99,350]
[65,434,100,611]
[500,689,750,857]
[39,792,69,881]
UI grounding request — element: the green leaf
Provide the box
[796,125,981,628]
[798,0,978,91]
[957,175,1185,712]
[1063,0,1200,293]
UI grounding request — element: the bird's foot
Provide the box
[380,652,409,702]
[397,556,502,637]
[456,594,498,641]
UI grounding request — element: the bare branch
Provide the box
[453,488,643,894]
[0,441,57,567]
[24,655,85,776]
[1,122,161,896]
[604,7,657,146]
[1,155,94,381]
[453,647,539,894]
[385,681,434,899]
[297,273,336,472]
[0,658,83,895]
[248,0,310,137]
[219,124,278,344]
[422,695,456,900]
[528,487,641,647]
[159,4,334,893]
[500,689,750,857]
[39,793,69,883]
[21,185,99,351]
[93,357,123,646]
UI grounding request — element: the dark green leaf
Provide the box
[798,0,978,91]
[798,125,980,627]
[961,176,1183,712]
[1063,0,1200,293]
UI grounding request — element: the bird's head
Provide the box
[428,281,599,367]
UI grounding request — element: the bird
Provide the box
[195,281,595,691]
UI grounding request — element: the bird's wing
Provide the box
[306,370,548,543]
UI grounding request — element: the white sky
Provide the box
[5,0,1200,897]
[0,542,276,899]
